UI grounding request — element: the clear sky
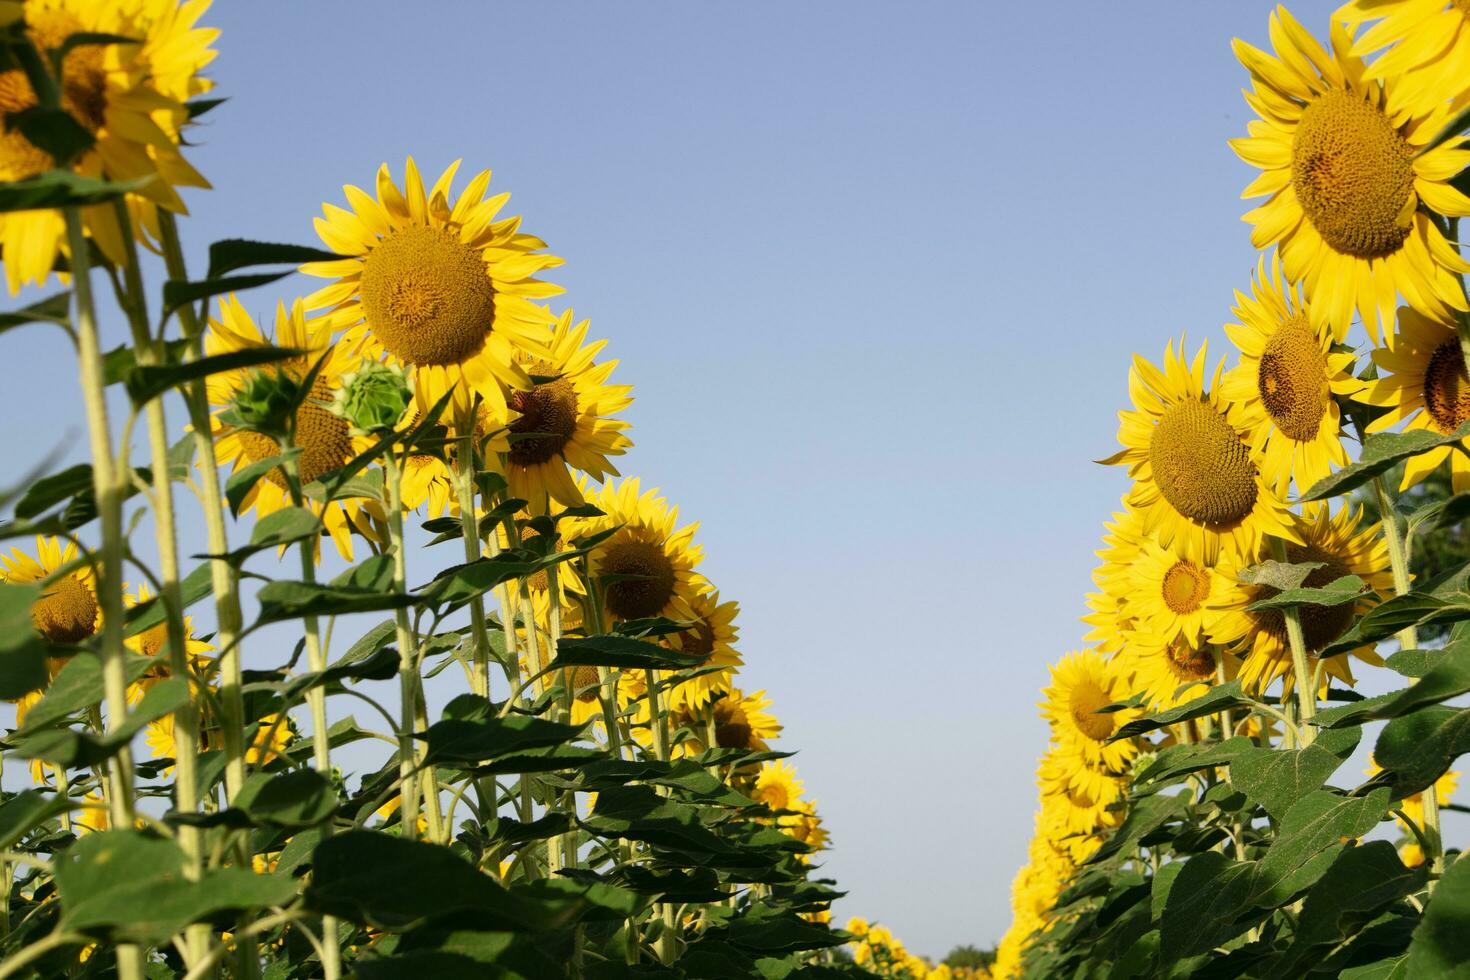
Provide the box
[10,0,1450,960]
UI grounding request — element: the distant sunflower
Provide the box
[678,686,780,755]
[1125,633,1237,710]
[1340,0,1470,106]
[0,535,99,655]
[1081,502,1148,656]
[204,296,380,560]
[787,801,829,859]
[1231,9,1470,343]
[663,590,743,711]
[1360,306,1470,491]
[0,0,216,294]
[1125,539,1250,650]
[1039,651,1139,772]
[1220,259,1360,496]
[396,383,511,517]
[503,309,633,512]
[1038,748,1123,834]
[1225,503,1391,692]
[123,584,212,699]
[573,478,705,625]
[302,157,563,413]
[753,760,805,815]
[1104,339,1298,564]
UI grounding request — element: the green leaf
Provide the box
[1110,680,1250,741]
[16,651,157,732]
[1407,851,1470,977]
[420,551,556,604]
[12,676,188,767]
[0,290,69,334]
[279,646,399,699]
[1250,788,1392,907]
[161,271,293,320]
[1302,422,1470,501]
[1084,793,1190,867]
[255,577,414,625]
[123,562,213,638]
[212,505,320,565]
[1238,559,1326,591]
[1386,648,1443,679]
[0,170,148,212]
[6,106,92,162]
[1244,574,1365,612]
[700,903,847,954]
[13,463,93,519]
[235,769,338,828]
[418,715,586,766]
[0,789,69,850]
[1135,737,1255,787]
[0,580,49,699]
[124,345,303,405]
[1355,591,1470,645]
[1229,726,1361,821]
[1278,842,1427,975]
[224,448,299,515]
[56,830,297,944]
[552,634,705,671]
[206,239,341,279]
[1159,851,1258,959]
[1374,705,1470,799]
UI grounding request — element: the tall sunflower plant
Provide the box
[995,5,1470,978]
[0,10,857,980]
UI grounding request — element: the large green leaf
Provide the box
[212,505,321,566]
[0,580,49,699]
[1159,851,1258,960]
[206,238,341,279]
[161,272,293,319]
[123,345,303,406]
[234,769,338,828]
[0,290,69,334]
[1229,726,1360,821]
[255,577,414,625]
[1250,789,1392,907]
[551,634,705,671]
[1302,422,1470,501]
[1373,705,1470,799]
[0,170,148,212]
[122,562,213,637]
[0,789,69,850]
[16,651,158,732]
[1407,852,1470,977]
[1110,681,1251,741]
[418,715,586,766]
[12,677,188,767]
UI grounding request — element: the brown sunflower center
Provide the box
[1424,340,1470,434]
[1069,681,1115,742]
[571,664,602,703]
[507,363,578,466]
[759,781,791,812]
[1258,315,1328,441]
[711,699,757,749]
[1291,89,1414,259]
[1161,560,1211,615]
[677,619,717,660]
[0,14,111,182]
[358,225,497,367]
[236,374,354,490]
[32,573,98,645]
[1149,399,1259,526]
[1165,640,1215,681]
[600,539,676,621]
[1254,545,1356,651]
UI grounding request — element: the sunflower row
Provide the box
[995,3,1470,976]
[0,2,855,976]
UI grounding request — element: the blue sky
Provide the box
[9,0,1452,959]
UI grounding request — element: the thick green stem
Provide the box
[1269,536,1316,744]
[1374,476,1419,652]
[384,450,421,842]
[112,201,209,969]
[64,209,145,980]
[158,212,248,807]
[280,437,340,980]
[453,429,496,699]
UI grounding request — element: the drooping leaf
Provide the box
[122,562,213,638]
[0,290,69,334]
[1374,705,1470,799]
[161,271,293,319]
[1229,726,1361,820]
[552,634,705,671]
[1109,681,1250,741]
[255,577,414,625]
[1250,788,1392,907]
[16,651,158,732]
[1302,422,1470,501]
[0,789,69,850]
[1159,851,1259,960]
[0,169,147,212]
[418,715,586,767]
[211,505,320,565]
[12,676,189,767]
[124,345,303,405]
[1244,575,1366,612]
[234,769,338,828]
[1407,850,1470,977]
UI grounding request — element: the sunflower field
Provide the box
[0,2,949,978]
[994,3,1470,978]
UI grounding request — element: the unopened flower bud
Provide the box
[330,361,413,436]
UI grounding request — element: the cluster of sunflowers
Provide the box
[845,919,989,980]
[994,4,1470,977]
[0,2,871,978]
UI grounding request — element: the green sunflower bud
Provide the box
[330,360,413,436]
[221,368,303,439]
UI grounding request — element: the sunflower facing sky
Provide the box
[1039,650,1139,773]
[1,535,99,651]
[1360,306,1470,491]
[302,158,564,415]
[1220,259,1360,496]
[503,308,633,512]
[204,295,380,560]
[1105,338,1299,564]
[1340,0,1470,107]
[0,0,216,294]
[574,477,705,625]
[1230,8,1470,344]
[1124,538,1250,651]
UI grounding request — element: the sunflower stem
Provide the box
[1268,536,1316,744]
[64,209,145,980]
[1373,475,1419,651]
[280,434,341,980]
[110,199,211,969]
[157,212,250,811]
[453,428,496,700]
[384,449,422,842]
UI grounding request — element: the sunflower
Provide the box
[1223,503,1391,692]
[572,478,705,625]
[1037,747,1123,835]
[501,309,632,512]
[396,382,511,517]
[1124,539,1251,650]
[677,686,781,755]
[1039,651,1139,774]
[1036,731,1129,805]
[0,0,216,294]
[122,584,212,698]
[1360,306,1470,491]
[1340,0,1470,107]
[786,801,829,857]
[302,157,563,415]
[753,760,805,815]
[1124,633,1237,710]
[0,535,99,655]
[204,295,381,560]
[661,590,742,712]
[1081,502,1148,655]
[1230,9,1470,344]
[1105,338,1298,564]
[1220,259,1360,495]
